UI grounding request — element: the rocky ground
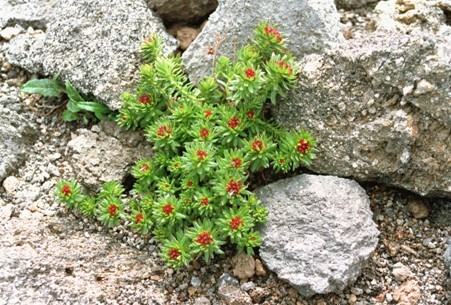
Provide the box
[1,4,450,305]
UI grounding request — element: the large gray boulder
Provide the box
[254,174,379,297]
[0,87,38,183]
[274,28,451,198]
[4,0,178,110]
[66,122,152,190]
[183,0,344,83]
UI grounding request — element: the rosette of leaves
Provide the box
[56,22,317,268]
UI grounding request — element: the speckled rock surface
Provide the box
[0,0,56,30]
[254,174,379,297]
[147,0,218,25]
[375,0,451,33]
[66,121,152,190]
[274,29,451,197]
[4,0,178,110]
[182,0,344,83]
[0,86,37,183]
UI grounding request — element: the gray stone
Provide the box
[218,284,252,305]
[66,122,151,190]
[335,0,378,10]
[194,296,211,305]
[392,262,413,281]
[0,26,23,41]
[240,282,256,292]
[445,240,451,274]
[255,174,379,297]
[217,273,239,288]
[182,0,344,83]
[4,0,178,110]
[0,89,38,183]
[274,30,451,197]
[147,0,218,24]
[0,204,14,222]
[191,275,202,288]
[2,176,20,194]
[231,252,255,280]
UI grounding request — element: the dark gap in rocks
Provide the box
[5,19,48,32]
[146,0,219,53]
[443,8,451,26]
[122,173,136,194]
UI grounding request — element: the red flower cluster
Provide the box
[61,185,71,196]
[139,94,151,105]
[196,150,208,161]
[278,61,293,75]
[135,213,144,224]
[230,158,242,169]
[296,139,310,154]
[228,117,240,129]
[246,110,255,119]
[200,128,210,139]
[108,204,117,216]
[196,232,214,246]
[186,181,194,188]
[230,217,243,230]
[264,26,282,42]
[245,68,255,79]
[204,109,212,118]
[157,125,172,137]
[201,198,209,206]
[163,204,174,216]
[226,179,243,196]
[251,139,263,153]
[140,164,150,172]
[169,248,181,260]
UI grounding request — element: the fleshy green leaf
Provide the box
[76,101,111,113]
[66,100,81,113]
[65,81,84,102]
[62,109,79,121]
[21,78,65,97]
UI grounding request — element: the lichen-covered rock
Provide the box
[66,122,151,189]
[4,0,178,110]
[254,174,379,297]
[275,30,451,197]
[183,0,344,83]
[147,0,218,25]
[0,87,38,183]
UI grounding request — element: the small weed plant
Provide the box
[22,75,114,122]
[56,23,317,268]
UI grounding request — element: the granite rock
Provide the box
[66,121,151,190]
[274,29,451,197]
[183,0,344,83]
[255,174,379,297]
[4,0,178,110]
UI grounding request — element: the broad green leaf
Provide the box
[21,78,65,97]
[66,100,82,113]
[76,101,111,113]
[65,81,84,102]
[62,109,79,121]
